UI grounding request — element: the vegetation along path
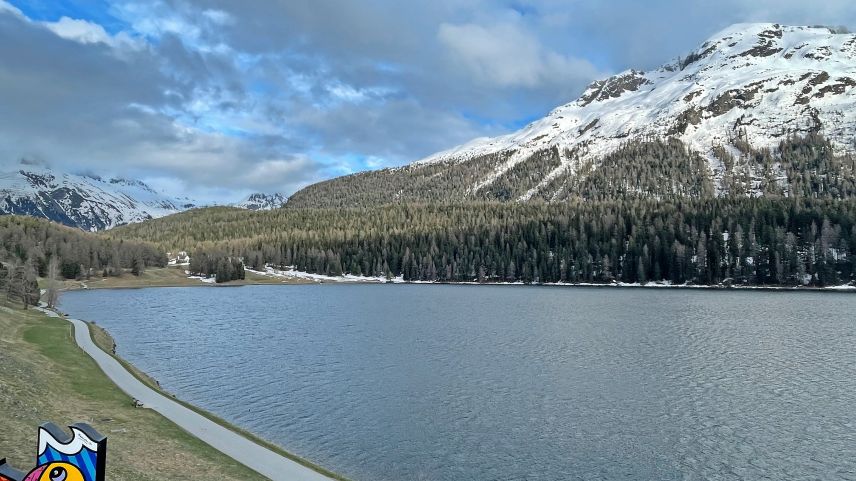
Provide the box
[35,306,335,481]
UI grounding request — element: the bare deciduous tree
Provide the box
[46,255,60,308]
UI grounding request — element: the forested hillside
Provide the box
[288,135,856,208]
[0,216,166,305]
[108,199,856,287]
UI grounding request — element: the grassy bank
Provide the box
[0,305,269,481]
[47,266,310,291]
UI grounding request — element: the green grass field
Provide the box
[0,304,270,481]
[46,265,309,291]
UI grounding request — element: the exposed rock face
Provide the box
[0,166,196,230]
[234,193,288,211]
[578,71,652,107]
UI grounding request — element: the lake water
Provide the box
[59,285,856,481]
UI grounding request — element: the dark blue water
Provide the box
[60,285,856,481]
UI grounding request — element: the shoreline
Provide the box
[55,266,314,292]
[56,266,855,294]
[239,267,856,293]
[38,304,349,481]
[64,275,856,294]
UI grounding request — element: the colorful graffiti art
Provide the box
[0,423,106,481]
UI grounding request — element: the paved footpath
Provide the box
[36,306,335,481]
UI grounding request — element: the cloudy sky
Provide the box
[1,0,855,202]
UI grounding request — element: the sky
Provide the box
[1,1,855,203]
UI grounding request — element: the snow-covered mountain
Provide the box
[0,165,197,231]
[234,193,287,211]
[289,23,856,207]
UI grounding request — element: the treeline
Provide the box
[188,250,245,283]
[287,134,856,208]
[109,199,856,287]
[0,216,167,305]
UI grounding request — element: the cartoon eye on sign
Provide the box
[0,423,106,481]
[21,462,84,481]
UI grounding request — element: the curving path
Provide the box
[35,306,335,481]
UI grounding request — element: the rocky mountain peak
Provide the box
[0,165,196,230]
[234,193,288,211]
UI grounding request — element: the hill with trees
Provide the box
[0,215,166,306]
[45,23,856,289]
[107,199,856,288]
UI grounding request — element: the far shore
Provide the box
[50,265,314,292]
[52,265,856,294]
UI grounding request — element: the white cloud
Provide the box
[326,82,394,104]
[328,83,372,103]
[2,3,141,52]
[111,1,202,44]
[238,157,316,188]
[202,9,233,26]
[0,0,23,18]
[437,21,600,89]
[36,16,144,54]
[364,156,389,169]
[43,17,112,44]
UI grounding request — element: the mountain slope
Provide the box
[289,23,856,207]
[0,166,196,231]
[234,193,288,211]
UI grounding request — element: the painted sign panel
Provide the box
[0,423,106,481]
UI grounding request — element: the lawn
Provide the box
[44,266,308,291]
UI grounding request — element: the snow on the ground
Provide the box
[245,265,854,291]
[247,266,406,284]
[185,271,218,284]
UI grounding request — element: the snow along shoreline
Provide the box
[246,266,856,292]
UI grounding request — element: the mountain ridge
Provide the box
[234,193,288,211]
[0,165,199,231]
[0,164,295,229]
[288,23,856,207]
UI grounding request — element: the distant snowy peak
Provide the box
[234,192,288,211]
[0,166,197,231]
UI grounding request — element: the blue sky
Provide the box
[1,0,855,202]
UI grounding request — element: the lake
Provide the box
[59,285,856,481]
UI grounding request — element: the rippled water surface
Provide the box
[60,285,856,481]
